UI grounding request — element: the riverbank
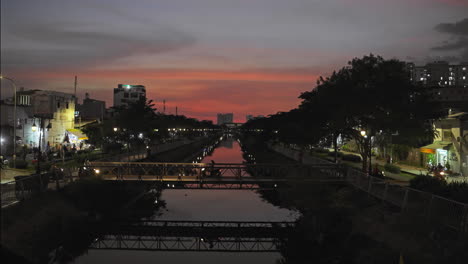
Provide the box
[241,135,467,264]
[1,136,219,263]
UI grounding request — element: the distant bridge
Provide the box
[82,162,346,189]
[90,220,295,252]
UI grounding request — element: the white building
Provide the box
[14,90,76,151]
[113,84,146,107]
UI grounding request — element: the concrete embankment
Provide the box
[240,135,463,264]
[0,136,219,263]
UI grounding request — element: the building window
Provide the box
[57,102,60,108]
[131,93,138,98]
[124,92,129,98]
[66,102,69,109]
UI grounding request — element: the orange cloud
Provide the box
[10,67,321,122]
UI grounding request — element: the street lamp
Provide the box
[113,127,118,132]
[361,129,372,174]
[360,130,367,137]
[0,75,17,168]
[32,122,38,132]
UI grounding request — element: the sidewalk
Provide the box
[335,149,424,177]
[0,168,34,183]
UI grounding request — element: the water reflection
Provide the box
[68,136,299,264]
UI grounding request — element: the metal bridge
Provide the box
[90,220,295,252]
[82,161,345,189]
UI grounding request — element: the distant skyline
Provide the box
[1,0,467,122]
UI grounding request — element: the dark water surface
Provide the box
[72,137,299,264]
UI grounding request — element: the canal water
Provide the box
[72,135,300,264]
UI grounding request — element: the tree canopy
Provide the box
[243,54,444,168]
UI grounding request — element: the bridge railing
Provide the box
[83,161,344,181]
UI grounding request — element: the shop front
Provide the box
[65,129,89,149]
[420,141,452,169]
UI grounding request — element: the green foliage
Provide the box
[243,54,443,170]
[410,175,468,203]
[82,98,218,152]
[384,163,401,174]
[342,154,362,162]
[410,175,447,196]
[341,141,359,152]
[314,148,330,154]
[392,144,412,161]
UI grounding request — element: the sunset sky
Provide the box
[1,0,467,122]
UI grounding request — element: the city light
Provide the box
[32,123,38,132]
[113,127,118,132]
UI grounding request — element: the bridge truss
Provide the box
[81,162,345,189]
[90,220,295,252]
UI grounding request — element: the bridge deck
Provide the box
[91,220,295,252]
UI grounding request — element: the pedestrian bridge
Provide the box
[82,162,346,189]
[90,220,296,252]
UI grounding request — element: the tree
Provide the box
[299,54,442,172]
[244,54,443,173]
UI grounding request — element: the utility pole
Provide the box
[163,100,166,114]
[176,106,178,116]
[74,76,77,99]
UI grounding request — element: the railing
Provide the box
[91,220,295,252]
[1,168,77,208]
[83,161,345,182]
[347,167,468,232]
[269,143,468,233]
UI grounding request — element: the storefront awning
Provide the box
[420,141,451,154]
[66,129,88,141]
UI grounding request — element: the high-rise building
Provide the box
[408,61,468,107]
[217,113,233,125]
[113,84,146,107]
[409,61,468,88]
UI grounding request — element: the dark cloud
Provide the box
[1,22,196,70]
[432,37,468,50]
[434,18,468,36]
[432,18,468,61]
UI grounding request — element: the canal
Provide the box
[71,135,300,264]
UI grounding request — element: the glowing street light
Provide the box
[113,127,118,132]
[31,122,38,132]
[360,130,367,138]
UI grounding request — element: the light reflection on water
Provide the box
[73,137,299,264]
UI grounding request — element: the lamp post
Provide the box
[33,117,51,174]
[0,76,17,168]
[361,130,372,175]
